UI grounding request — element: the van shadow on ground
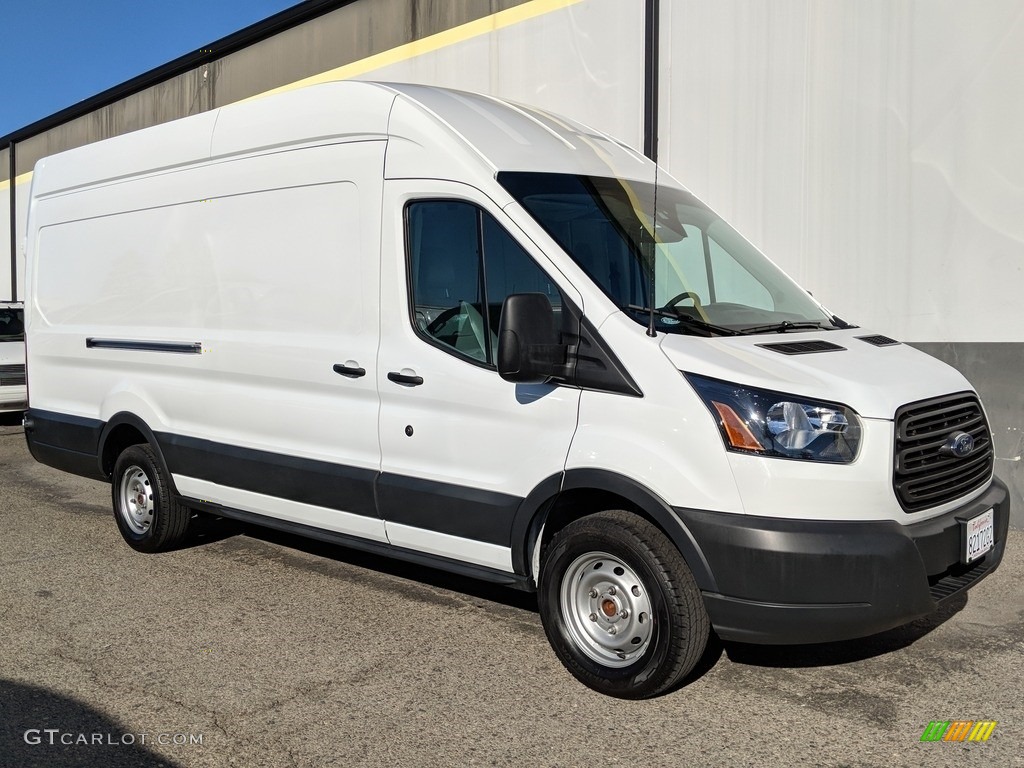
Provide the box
[217,517,967,687]
[0,679,186,768]
[234,521,540,612]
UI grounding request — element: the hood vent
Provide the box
[757,340,846,356]
[857,334,900,347]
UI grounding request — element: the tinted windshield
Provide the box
[499,172,839,335]
[0,308,24,341]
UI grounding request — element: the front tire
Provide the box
[538,510,709,699]
[112,444,191,552]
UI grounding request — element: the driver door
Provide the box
[376,180,582,573]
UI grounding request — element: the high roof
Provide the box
[32,81,662,198]
[382,82,656,182]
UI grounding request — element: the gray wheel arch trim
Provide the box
[98,413,178,495]
[511,468,720,593]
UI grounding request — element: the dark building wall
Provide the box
[912,343,1023,527]
[11,0,529,177]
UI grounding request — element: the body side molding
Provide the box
[184,497,532,590]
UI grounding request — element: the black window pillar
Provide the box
[643,0,660,163]
[7,141,15,302]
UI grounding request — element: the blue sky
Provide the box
[1,0,300,138]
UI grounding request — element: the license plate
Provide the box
[963,509,994,564]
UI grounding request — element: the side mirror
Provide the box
[497,293,565,384]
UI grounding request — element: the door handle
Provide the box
[387,371,424,386]
[333,363,366,378]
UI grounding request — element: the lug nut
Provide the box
[589,588,599,599]
[607,626,617,635]
[589,613,598,622]
[608,586,616,596]
[620,610,629,619]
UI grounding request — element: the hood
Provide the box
[659,329,973,420]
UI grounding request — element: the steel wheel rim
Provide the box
[559,551,654,667]
[118,464,154,535]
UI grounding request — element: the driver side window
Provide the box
[406,200,562,366]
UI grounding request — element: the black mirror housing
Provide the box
[497,293,565,383]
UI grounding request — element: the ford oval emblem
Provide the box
[940,431,975,458]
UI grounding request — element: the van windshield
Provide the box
[498,172,842,336]
[0,307,24,342]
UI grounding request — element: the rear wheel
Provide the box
[538,510,709,698]
[111,444,191,552]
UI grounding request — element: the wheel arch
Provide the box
[99,412,177,493]
[510,469,719,593]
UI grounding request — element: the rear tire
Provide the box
[538,510,709,699]
[111,444,191,552]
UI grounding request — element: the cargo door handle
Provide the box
[333,363,366,378]
[387,371,424,386]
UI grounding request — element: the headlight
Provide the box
[684,373,862,463]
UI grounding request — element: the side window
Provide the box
[407,200,562,366]
[407,201,486,361]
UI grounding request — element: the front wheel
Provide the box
[538,510,709,698]
[112,444,191,552]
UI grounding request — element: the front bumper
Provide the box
[677,478,1010,644]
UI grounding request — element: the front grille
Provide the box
[894,393,993,512]
[0,363,26,386]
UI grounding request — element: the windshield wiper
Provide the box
[625,305,738,337]
[738,320,828,335]
[829,314,857,330]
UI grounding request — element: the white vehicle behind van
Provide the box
[23,81,1009,698]
[0,302,26,413]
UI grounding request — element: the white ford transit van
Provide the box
[24,81,1009,698]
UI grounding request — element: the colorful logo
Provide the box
[920,721,997,742]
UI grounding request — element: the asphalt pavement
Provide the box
[1,412,1021,768]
